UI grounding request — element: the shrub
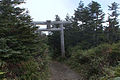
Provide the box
[67,42,120,80]
[0,36,50,80]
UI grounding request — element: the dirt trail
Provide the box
[49,61,81,80]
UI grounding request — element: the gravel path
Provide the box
[49,61,81,80]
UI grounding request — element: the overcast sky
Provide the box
[22,0,120,21]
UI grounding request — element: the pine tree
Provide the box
[0,0,50,79]
[105,2,120,43]
[87,1,105,46]
[72,1,105,49]
[72,1,92,49]
[0,0,37,62]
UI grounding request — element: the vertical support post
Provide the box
[60,23,65,58]
[47,20,51,35]
[46,20,51,29]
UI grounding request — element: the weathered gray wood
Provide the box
[38,28,61,31]
[46,20,51,29]
[60,23,65,58]
[52,21,71,24]
[32,21,71,25]
[32,21,47,25]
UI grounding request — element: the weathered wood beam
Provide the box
[38,28,62,31]
[32,21,71,25]
[32,21,47,25]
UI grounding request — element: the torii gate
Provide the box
[32,20,71,58]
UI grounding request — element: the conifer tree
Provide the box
[72,1,105,49]
[0,0,37,62]
[87,1,105,45]
[105,2,120,43]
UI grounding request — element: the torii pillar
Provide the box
[60,23,65,57]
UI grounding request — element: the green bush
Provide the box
[0,36,50,80]
[67,42,120,80]
[0,58,49,80]
[101,62,120,80]
[0,60,6,79]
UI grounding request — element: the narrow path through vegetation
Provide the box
[49,61,81,80]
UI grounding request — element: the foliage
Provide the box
[0,0,49,79]
[65,1,105,51]
[67,42,120,80]
[0,36,50,80]
[100,65,120,80]
[0,0,37,62]
[0,60,6,79]
[105,2,120,44]
[48,1,120,60]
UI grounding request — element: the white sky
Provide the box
[22,0,120,21]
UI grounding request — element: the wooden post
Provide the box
[60,23,65,58]
[46,20,51,35]
[46,20,51,29]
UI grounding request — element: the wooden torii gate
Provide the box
[32,20,71,58]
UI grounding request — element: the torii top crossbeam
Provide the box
[32,20,71,25]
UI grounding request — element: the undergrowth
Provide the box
[67,42,120,80]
